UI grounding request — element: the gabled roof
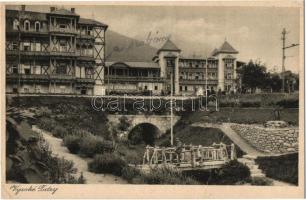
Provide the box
[48,8,79,17]
[79,18,108,28]
[217,41,238,54]
[157,39,181,53]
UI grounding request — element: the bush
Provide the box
[88,153,127,176]
[79,134,106,157]
[63,135,81,154]
[121,166,141,183]
[256,153,298,185]
[37,117,57,132]
[210,160,251,185]
[276,99,299,108]
[137,166,199,185]
[52,126,68,138]
[250,177,273,186]
[118,116,131,131]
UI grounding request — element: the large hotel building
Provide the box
[6,6,243,96]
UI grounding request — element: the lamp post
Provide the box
[281,28,299,93]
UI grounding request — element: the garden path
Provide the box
[34,127,127,184]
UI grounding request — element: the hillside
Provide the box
[105,29,158,62]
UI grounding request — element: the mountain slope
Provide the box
[105,30,158,62]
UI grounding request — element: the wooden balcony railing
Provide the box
[106,75,165,83]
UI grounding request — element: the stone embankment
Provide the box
[230,123,298,154]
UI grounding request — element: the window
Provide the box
[56,65,67,74]
[12,42,18,50]
[13,88,18,93]
[12,65,18,74]
[24,20,30,31]
[60,40,67,52]
[166,59,175,67]
[13,19,19,30]
[154,85,158,90]
[24,68,30,75]
[24,42,30,51]
[59,24,66,29]
[24,88,29,93]
[144,85,148,90]
[185,86,187,91]
[35,21,40,32]
[179,86,182,91]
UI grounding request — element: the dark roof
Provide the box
[217,41,238,54]
[6,9,48,21]
[157,39,181,53]
[79,18,108,28]
[48,8,79,17]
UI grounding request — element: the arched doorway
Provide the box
[128,123,161,145]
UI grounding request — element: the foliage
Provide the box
[276,99,299,108]
[201,160,251,185]
[256,153,298,185]
[237,60,268,92]
[79,134,114,157]
[88,153,127,176]
[250,177,273,186]
[121,166,142,183]
[63,135,81,154]
[118,116,131,131]
[6,119,80,183]
[52,126,68,138]
[135,166,199,185]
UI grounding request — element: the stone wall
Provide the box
[230,124,298,154]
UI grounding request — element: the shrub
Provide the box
[137,166,199,185]
[79,134,105,157]
[52,126,68,138]
[250,177,273,186]
[63,135,81,154]
[121,166,141,183]
[276,99,299,108]
[210,160,251,185]
[88,153,127,176]
[118,116,131,131]
[37,117,57,132]
[256,153,298,185]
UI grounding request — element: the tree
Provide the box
[237,60,268,93]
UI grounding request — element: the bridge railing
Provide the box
[143,143,236,167]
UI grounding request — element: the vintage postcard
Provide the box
[1,1,304,198]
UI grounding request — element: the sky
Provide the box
[7,4,301,73]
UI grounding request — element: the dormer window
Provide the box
[13,19,19,30]
[35,21,40,32]
[24,20,30,31]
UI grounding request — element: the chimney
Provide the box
[50,7,56,12]
[71,8,75,13]
[21,5,26,11]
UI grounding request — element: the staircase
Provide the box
[238,155,265,178]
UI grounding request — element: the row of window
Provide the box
[13,19,93,36]
[179,72,217,80]
[13,19,41,32]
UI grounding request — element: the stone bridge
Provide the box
[107,114,181,136]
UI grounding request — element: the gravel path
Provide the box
[33,126,127,184]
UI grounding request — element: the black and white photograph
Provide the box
[2,1,304,198]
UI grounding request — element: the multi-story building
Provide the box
[6,6,242,96]
[106,40,241,95]
[6,6,107,95]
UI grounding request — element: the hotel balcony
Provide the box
[6,74,50,83]
[180,79,218,85]
[76,52,95,61]
[76,77,95,84]
[77,33,95,40]
[7,29,49,37]
[6,49,50,57]
[49,27,78,35]
[49,51,77,57]
[106,75,165,83]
